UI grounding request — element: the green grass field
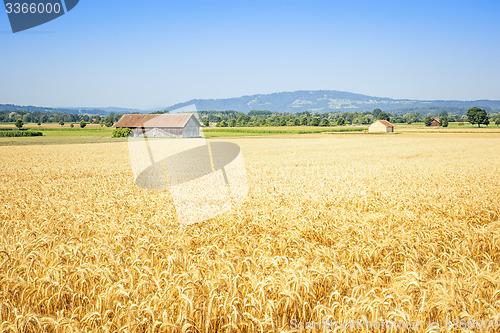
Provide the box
[1,122,499,146]
[0,124,113,136]
[394,122,498,129]
[0,125,366,145]
[34,127,115,137]
[202,126,365,137]
[0,125,117,145]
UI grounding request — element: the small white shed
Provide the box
[368,120,395,133]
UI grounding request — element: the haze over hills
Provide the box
[0,105,142,116]
[166,90,500,114]
[2,90,500,115]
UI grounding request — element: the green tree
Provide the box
[104,116,114,127]
[372,109,382,119]
[80,120,87,128]
[237,114,251,126]
[229,119,236,127]
[15,119,23,129]
[466,107,489,127]
[59,120,65,126]
[319,118,330,126]
[22,113,31,123]
[424,116,433,126]
[495,117,500,126]
[336,117,345,126]
[37,121,41,126]
[9,112,20,122]
[300,116,309,126]
[202,119,209,127]
[310,117,321,126]
[441,117,449,127]
[70,123,74,128]
[217,120,228,127]
[377,112,390,121]
[112,128,132,138]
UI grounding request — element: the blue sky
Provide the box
[1,0,499,109]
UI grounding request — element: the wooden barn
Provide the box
[368,120,395,133]
[115,114,201,138]
[430,118,441,126]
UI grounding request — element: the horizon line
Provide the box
[2,89,500,110]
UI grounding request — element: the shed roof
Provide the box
[115,114,200,128]
[373,120,395,128]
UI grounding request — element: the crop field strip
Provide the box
[0,133,499,332]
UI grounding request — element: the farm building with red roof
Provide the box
[368,120,395,133]
[430,118,441,126]
[115,113,201,138]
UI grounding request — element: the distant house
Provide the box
[430,118,440,126]
[115,113,201,138]
[368,120,395,133]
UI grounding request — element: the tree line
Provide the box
[199,108,500,127]
[0,110,121,127]
[2,107,499,128]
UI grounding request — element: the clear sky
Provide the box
[1,0,499,109]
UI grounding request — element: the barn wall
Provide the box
[183,126,200,138]
[369,123,385,133]
[165,128,183,136]
[182,118,201,138]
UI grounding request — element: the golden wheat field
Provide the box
[1,133,499,332]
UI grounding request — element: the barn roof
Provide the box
[115,114,200,128]
[375,120,395,127]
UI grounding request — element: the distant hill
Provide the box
[0,104,142,116]
[166,90,500,114]
[3,90,500,116]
